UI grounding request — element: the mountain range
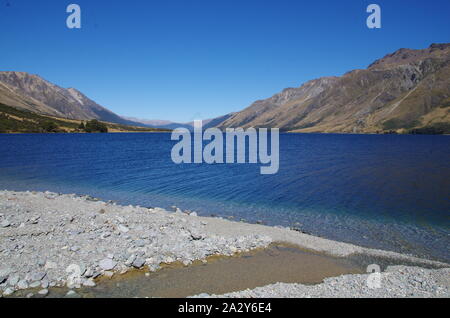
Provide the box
[0,72,144,127]
[218,43,450,133]
[1,43,449,134]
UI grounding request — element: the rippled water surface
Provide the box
[0,133,449,261]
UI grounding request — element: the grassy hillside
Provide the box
[0,103,171,134]
[217,44,450,134]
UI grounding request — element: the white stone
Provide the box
[17,280,28,289]
[82,279,96,287]
[3,287,14,296]
[117,224,129,233]
[99,258,117,270]
[44,261,58,270]
[38,289,49,296]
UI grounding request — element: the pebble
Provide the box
[65,290,81,298]
[78,264,87,276]
[101,232,111,239]
[7,274,20,286]
[17,280,28,289]
[132,257,146,268]
[38,289,49,296]
[99,258,117,271]
[92,271,102,279]
[134,240,146,247]
[70,246,81,252]
[30,216,40,224]
[3,288,14,296]
[30,281,41,288]
[44,261,57,270]
[117,225,129,233]
[103,271,114,278]
[29,272,46,282]
[82,279,96,287]
[116,216,125,223]
[125,254,136,266]
[84,268,94,278]
[41,280,49,289]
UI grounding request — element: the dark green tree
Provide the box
[84,119,108,133]
[40,121,59,133]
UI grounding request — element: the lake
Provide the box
[0,133,449,262]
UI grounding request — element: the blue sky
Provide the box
[1,0,449,122]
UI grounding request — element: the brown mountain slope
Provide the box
[0,72,145,127]
[217,43,450,133]
[0,80,64,117]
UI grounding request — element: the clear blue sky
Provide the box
[1,0,449,122]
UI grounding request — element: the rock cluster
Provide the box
[0,191,271,297]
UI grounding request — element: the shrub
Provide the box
[84,119,108,133]
[40,121,59,133]
[409,123,450,135]
[382,118,419,130]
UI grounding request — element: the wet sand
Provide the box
[38,244,364,298]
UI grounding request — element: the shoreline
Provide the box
[0,190,448,298]
[196,265,450,298]
[13,244,364,298]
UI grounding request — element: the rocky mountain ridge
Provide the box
[0,72,144,127]
[216,43,450,133]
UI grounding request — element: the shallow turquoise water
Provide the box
[0,133,449,261]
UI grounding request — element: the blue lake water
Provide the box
[0,133,449,262]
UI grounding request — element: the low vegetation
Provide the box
[0,103,171,134]
[408,122,450,135]
[382,118,420,131]
[80,120,108,133]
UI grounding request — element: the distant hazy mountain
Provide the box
[121,117,174,127]
[216,43,450,133]
[122,116,194,131]
[123,113,235,131]
[0,72,146,127]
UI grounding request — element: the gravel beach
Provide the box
[0,190,448,298]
